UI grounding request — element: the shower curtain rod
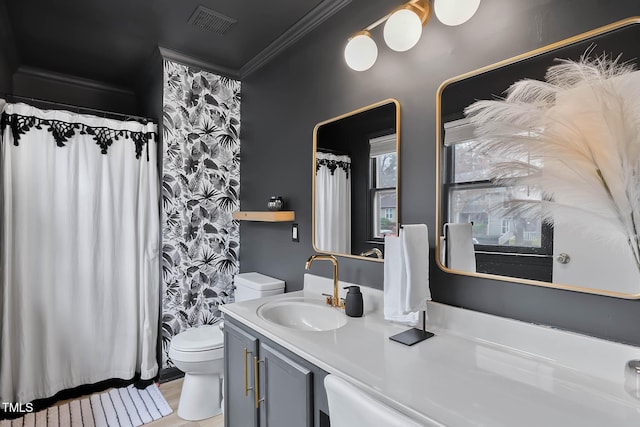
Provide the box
[1,94,156,124]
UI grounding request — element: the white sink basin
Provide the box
[257,297,348,331]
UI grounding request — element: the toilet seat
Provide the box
[169,325,224,362]
[171,325,223,352]
[170,345,224,362]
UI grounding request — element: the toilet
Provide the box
[169,272,285,421]
[169,324,225,420]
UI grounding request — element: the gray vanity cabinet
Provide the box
[224,317,330,427]
[224,320,259,427]
[258,343,313,427]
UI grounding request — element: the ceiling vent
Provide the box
[188,5,237,35]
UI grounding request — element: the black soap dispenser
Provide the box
[344,286,363,317]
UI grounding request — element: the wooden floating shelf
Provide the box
[232,211,295,222]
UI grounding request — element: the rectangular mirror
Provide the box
[436,18,640,298]
[313,99,400,261]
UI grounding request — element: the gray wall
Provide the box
[0,44,14,95]
[0,0,17,94]
[240,0,640,346]
[136,48,164,122]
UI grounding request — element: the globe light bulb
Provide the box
[383,8,424,52]
[434,0,481,26]
[344,31,378,71]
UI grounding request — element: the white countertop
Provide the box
[220,274,640,426]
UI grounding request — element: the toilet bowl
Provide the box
[169,325,224,421]
[169,272,285,421]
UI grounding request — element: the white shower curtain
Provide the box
[315,152,351,253]
[0,102,160,403]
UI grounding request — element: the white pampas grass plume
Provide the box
[464,55,640,272]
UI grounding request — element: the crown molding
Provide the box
[158,46,241,80]
[240,0,352,78]
[15,65,135,95]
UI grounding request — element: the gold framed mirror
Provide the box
[313,99,400,261]
[436,17,640,298]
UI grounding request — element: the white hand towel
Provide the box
[383,235,418,326]
[401,224,431,312]
[444,223,477,272]
[439,236,446,266]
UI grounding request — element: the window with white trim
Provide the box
[370,133,397,239]
[443,118,551,254]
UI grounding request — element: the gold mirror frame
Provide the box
[435,17,640,299]
[312,98,401,262]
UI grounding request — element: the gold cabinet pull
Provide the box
[244,348,253,396]
[254,357,265,409]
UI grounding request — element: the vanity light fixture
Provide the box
[344,0,480,71]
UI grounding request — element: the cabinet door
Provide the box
[224,321,259,427]
[259,343,313,427]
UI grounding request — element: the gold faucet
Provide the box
[304,254,344,308]
[359,248,383,259]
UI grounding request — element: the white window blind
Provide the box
[443,117,476,146]
[369,133,397,157]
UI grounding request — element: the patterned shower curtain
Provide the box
[161,61,240,368]
[0,102,160,403]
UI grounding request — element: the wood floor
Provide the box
[149,378,224,427]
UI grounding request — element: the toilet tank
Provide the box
[234,272,285,302]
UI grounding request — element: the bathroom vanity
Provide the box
[221,274,640,426]
[224,316,329,427]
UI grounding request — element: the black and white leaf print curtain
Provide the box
[0,102,160,403]
[161,61,241,367]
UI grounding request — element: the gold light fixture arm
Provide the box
[406,0,431,25]
[360,0,431,33]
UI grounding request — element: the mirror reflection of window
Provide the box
[443,118,552,280]
[369,134,397,239]
[449,186,544,249]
